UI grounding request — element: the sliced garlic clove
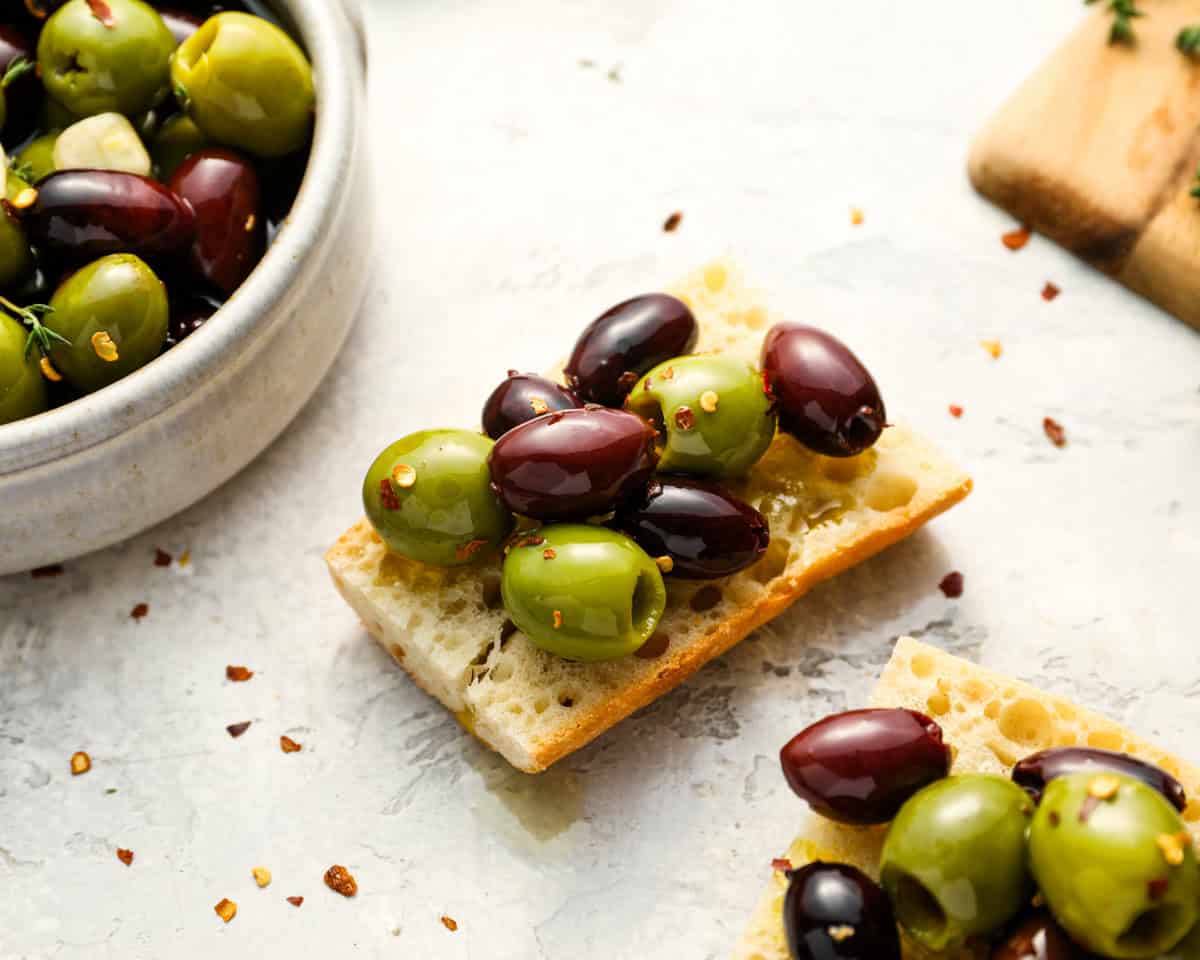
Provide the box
[53,113,152,176]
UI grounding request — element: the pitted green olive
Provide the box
[15,133,59,184]
[0,312,47,425]
[627,354,776,478]
[880,774,1032,951]
[0,202,33,288]
[1030,772,1200,959]
[362,429,514,567]
[501,524,666,661]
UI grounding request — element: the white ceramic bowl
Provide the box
[0,0,371,575]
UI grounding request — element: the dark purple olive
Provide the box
[26,170,196,264]
[613,477,768,579]
[156,7,205,44]
[1012,746,1186,812]
[780,709,951,825]
[992,911,1090,960]
[164,290,221,348]
[0,24,41,147]
[489,406,657,522]
[761,324,885,458]
[564,293,697,407]
[169,148,264,295]
[482,371,581,440]
[783,862,901,960]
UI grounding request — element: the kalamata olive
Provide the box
[488,406,657,522]
[26,170,196,264]
[564,293,697,407]
[992,912,1090,960]
[481,371,581,440]
[0,24,40,147]
[1012,746,1186,812]
[761,324,886,458]
[612,477,769,579]
[165,289,221,348]
[156,7,205,44]
[780,708,951,824]
[783,862,901,960]
[168,148,264,295]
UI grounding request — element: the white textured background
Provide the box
[3,1,1200,957]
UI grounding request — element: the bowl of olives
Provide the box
[0,0,370,574]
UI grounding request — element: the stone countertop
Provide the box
[3,1,1199,957]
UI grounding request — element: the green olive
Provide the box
[1162,921,1200,960]
[880,774,1032,952]
[362,429,513,567]
[0,203,33,289]
[501,524,666,661]
[15,132,59,184]
[0,312,47,425]
[1030,772,1200,959]
[627,355,776,478]
[45,254,167,394]
[171,12,315,158]
[38,0,175,117]
[40,96,77,133]
[6,171,31,202]
[151,113,207,180]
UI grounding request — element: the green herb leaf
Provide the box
[0,296,65,360]
[9,159,34,184]
[1178,25,1200,56]
[1087,0,1144,46]
[1,56,35,89]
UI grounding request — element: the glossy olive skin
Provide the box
[489,406,658,522]
[1161,922,1200,960]
[157,6,204,44]
[168,148,264,294]
[0,312,48,425]
[779,708,951,825]
[363,429,513,567]
[628,355,776,478]
[761,324,886,458]
[15,132,59,184]
[880,775,1032,951]
[783,862,901,960]
[1030,773,1199,959]
[612,477,769,579]
[45,253,168,393]
[27,170,196,264]
[992,912,1091,960]
[564,293,697,407]
[1013,747,1187,813]
[0,202,34,288]
[38,0,176,116]
[481,371,580,440]
[165,289,220,347]
[172,12,315,157]
[501,523,666,661]
[151,113,207,180]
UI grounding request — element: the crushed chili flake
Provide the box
[39,356,62,381]
[91,330,119,362]
[673,406,695,431]
[280,735,302,754]
[1043,417,1067,448]
[529,396,549,415]
[116,848,134,866]
[655,555,674,574]
[226,721,251,738]
[1041,281,1061,302]
[514,535,545,549]
[286,895,304,907]
[11,187,37,210]
[662,211,683,232]
[1157,831,1188,866]
[1049,810,1061,827]
[244,214,256,233]
[552,610,563,630]
[130,603,149,620]
[771,858,792,872]
[1148,877,1170,901]
[252,866,271,887]
[761,370,775,401]
[379,477,400,511]
[153,548,172,567]
[225,665,254,682]
[980,339,1003,360]
[85,0,116,26]
[948,404,964,418]
[542,548,557,560]
[1001,224,1031,251]
[31,563,64,578]
[1087,774,1121,800]
[70,751,91,775]
[938,571,964,598]
[455,539,489,562]
[178,550,191,567]
[828,925,855,942]
[850,207,864,226]
[441,915,459,932]
[324,864,357,897]
[214,898,237,923]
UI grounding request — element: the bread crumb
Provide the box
[1002,224,1031,251]
[226,721,251,738]
[1041,281,1060,301]
[214,898,237,923]
[1043,417,1067,448]
[70,751,91,775]
[130,603,149,620]
[663,211,683,232]
[938,571,964,598]
[252,866,271,887]
[154,548,172,567]
[441,915,459,932]
[324,864,357,897]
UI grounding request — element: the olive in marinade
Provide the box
[1012,746,1187,812]
[612,478,768,579]
[783,862,901,960]
[481,372,580,440]
[564,293,697,407]
[488,406,657,522]
[26,170,196,264]
[761,323,886,458]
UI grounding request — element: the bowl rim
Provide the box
[0,0,360,474]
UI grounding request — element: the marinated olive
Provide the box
[0,311,47,425]
[880,775,1032,951]
[0,29,39,146]
[0,203,34,289]
[500,523,666,661]
[992,911,1090,960]
[1029,773,1199,959]
[157,6,203,45]
[168,148,264,294]
[761,324,886,458]
[151,113,207,180]
[481,371,580,440]
[27,169,195,264]
[779,708,951,825]
[45,253,168,393]
[612,477,769,579]
[362,429,513,567]
[627,355,776,478]
[15,132,59,184]
[1013,747,1187,813]
[53,112,152,175]
[783,862,901,960]
[564,293,697,407]
[172,12,315,157]
[489,406,658,522]
[38,0,176,116]
[165,289,220,347]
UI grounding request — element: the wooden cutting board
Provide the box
[969,0,1200,329]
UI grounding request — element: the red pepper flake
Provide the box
[948,404,964,419]
[513,535,545,549]
[153,548,172,567]
[31,563,65,578]
[542,548,557,560]
[771,858,793,872]
[286,896,304,907]
[980,339,1003,360]
[662,211,683,232]
[1002,224,1031,251]
[280,735,302,754]
[214,898,237,923]
[441,915,459,932]
[673,406,695,431]
[130,603,149,620]
[1043,417,1067,448]
[324,864,357,897]
[1041,281,1061,301]
[455,539,488,562]
[850,207,865,226]
[938,571,964,598]
[70,751,91,775]
[225,665,254,682]
[552,610,563,629]
[1148,877,1170,901]
[116,848,134,866]
[226,721,251,738]
[85,0,116,26]
[379,477,400,511]
[1049,810,1061,827]
[761,370,775,402]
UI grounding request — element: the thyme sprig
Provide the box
[1,56,35,89]
[0,295,68,359]
[1086,0,1143,46]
